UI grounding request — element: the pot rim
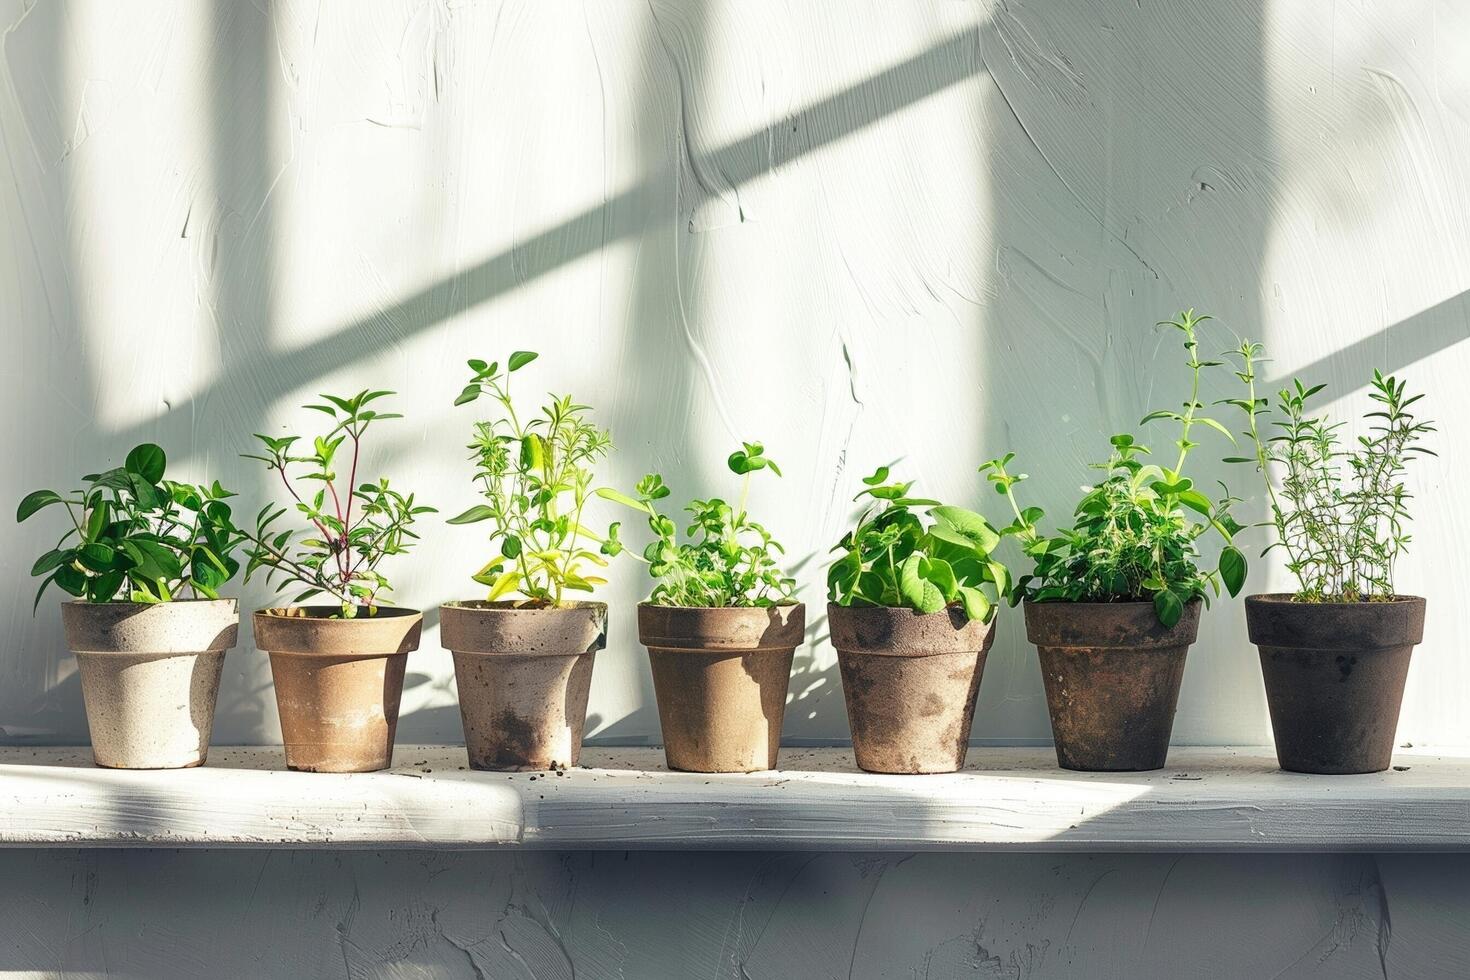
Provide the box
[441,599,607,613]
[1021,597,1202,609]
[254,604,423,620]
[826,600,989,619]
[638,601,806,652]
[1245,592,1425,606]
[64,597,240,608]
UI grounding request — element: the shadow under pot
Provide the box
[1246,594,1425,774]
[61,599,239,769]
[828,603,994,774]
[440,600,606,771]
[639,603,805,773]
[253,606,422,773]
[1024,599,1200,772]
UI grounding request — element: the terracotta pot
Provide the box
[440,600,606,771]
[638,603,805,773]
[1025,599,1199,772]
[1246,594,1425,774]
[828,603,994,774]
[253,606,422,773]
[61,599,239,769]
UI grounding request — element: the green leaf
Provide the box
[77,542,117,572]
[595,488,652,512]
[956,585,992,624]
[898,554,945,613]
[31,549,72,576]
[1154,590,1183,628]
[508,351,538,372]
[501,535,522,559]
[929,506,1001,554]
[17,490,64,522]
[1219,546,1247,597]
[453,384,481,406]
[124,444,167,484]
[446,504,496,525]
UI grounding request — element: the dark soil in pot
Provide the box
[1024,599,1200,772]
[638,603,805,773]
[253,606,422,773]
[828,603,994,774]
[1246,594,1424,774]
[439,600,606,771]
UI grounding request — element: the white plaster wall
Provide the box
[0,849,1466,978]
[2,0,1468,750]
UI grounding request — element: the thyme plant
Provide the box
[449,352,620,606]
[598,442,797,607]
[982,310,1247,626]
[18,444,244,609]
[1227,343,1434,601]
[827,467,1009,624]
[242,390,433,617]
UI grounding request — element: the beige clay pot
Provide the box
[638,603,804,773]
[61,599,240,769]
[253,606,422,773]
[440,600,606,771]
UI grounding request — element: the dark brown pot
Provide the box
[1024,599,1200,772]
[828,603,994,774]
[440,600,606,771]
[638,603,805,773]
[1246,594,1424,774]
[253,606,422,773]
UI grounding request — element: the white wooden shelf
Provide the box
[0,746,1465,851]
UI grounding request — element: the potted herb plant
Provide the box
[826,468,1008,774]
[599,442,802,773]
[242,390,434,773]
[983,311,1248,772]
[440,352,620,771]
[1228,345,1433,773]
[17,444,244,769]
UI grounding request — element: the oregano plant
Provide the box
[242,390,434,617]
[18,444,245,609]
[981,310,1248,626]
[1226,342,1435,601]
[448,352,620,606]
[827,467,1009,624]
[597,442,797,607]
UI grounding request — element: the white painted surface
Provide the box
[2,745,1467,851]
[2,2,1468,745]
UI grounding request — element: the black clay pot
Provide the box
[1245,594,1424,774]
[1024,599,1201,772]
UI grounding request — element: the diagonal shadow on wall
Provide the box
[100,25,988,452]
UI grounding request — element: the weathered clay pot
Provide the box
[639,603,805,773]
[1025,599,1200,772]
[828,603,995,774]
[253,606,422,773]
[61,599,239,769]
[440,600,606,771]
[1246,594,1425,774]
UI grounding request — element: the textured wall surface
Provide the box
[3,0,1469,752]
[0,849,1465,978]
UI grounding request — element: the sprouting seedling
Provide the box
[449,352,621,606]
[979,310,1247,626]
[1224,341,1435,601]
[241,390,433,618]
[598,442,797,608]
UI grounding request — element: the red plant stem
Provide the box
[341,429,361,579]
[277,463,346,584]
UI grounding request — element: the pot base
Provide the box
[268,652,408,773]
[454,651,595,771]
[76,650,225,770]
